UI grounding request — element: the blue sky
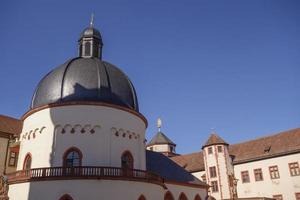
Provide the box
[0,0,299,154]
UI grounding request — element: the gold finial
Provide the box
[157,118,162,132]
[90,13,94,27]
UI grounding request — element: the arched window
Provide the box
[164,191,174,200]
[121,151,134,169]
[63,147,82,167]
[59,194,73,200]
[23,153,32,170]
[138,195,146,200]
[179,193,188,200]
[194,194,202,200]
[84,41,91,56]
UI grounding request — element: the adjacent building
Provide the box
[148,126,300,200]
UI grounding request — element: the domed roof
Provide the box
[31,57,139,111]
[80,27,102,40]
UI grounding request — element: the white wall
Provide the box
[9,180,207,200]
[9,180,164,200]
[234,153,300,199]
[147,144,171,153]
[17,105,147,170]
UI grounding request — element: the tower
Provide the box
[8,22,151,200]
[146,118,177,157]
[202,132,235,200]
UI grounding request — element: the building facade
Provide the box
[150,128,300,200]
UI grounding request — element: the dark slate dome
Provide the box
[31,26,139,112]
[80,27,102,40]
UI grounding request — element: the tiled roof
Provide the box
[229,127,300,164]
[146,150,206,186]
[171,152,205,172]
[202,133,228,148]
[171,128,300,172]
[0,115,22,135]
[147,132,176,146]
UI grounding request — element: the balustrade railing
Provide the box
[6,166,164,185]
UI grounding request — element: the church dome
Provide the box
[31,26,139,112]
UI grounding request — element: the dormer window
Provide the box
[264,145,271,153]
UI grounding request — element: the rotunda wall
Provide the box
[17,104,146,170]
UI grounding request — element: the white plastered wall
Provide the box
[147,144,171,153]
[9,180,164,200]
[234,153,300,199]
[9,180,207,200]
[17,105,146,170]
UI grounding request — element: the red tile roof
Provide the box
[171,128,300,172]
[202,133,228,148]
[0,115,22,136]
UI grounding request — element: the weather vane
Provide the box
[157,118,162,132]
[90,13,94,27]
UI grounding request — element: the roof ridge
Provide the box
[230,127,300,147]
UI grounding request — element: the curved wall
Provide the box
[17,104,147,170]
[9,180,164,200]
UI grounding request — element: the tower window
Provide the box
[217,146,222,153]
[209,166,217,178]
[208,147,213,154]
[211,181,219,192]
[289,162,300,176]
[63,147,82,167]
[84,41,91,56]
[241,171,250,183]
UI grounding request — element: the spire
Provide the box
[90,13,94,28]
[157,118,162,132]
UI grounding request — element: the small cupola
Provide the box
[78,14,103,59]
[146,118,177,157]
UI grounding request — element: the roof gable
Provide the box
[147,132,176,146]
[202,133,228,148]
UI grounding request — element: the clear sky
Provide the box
[0,0,299,154]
